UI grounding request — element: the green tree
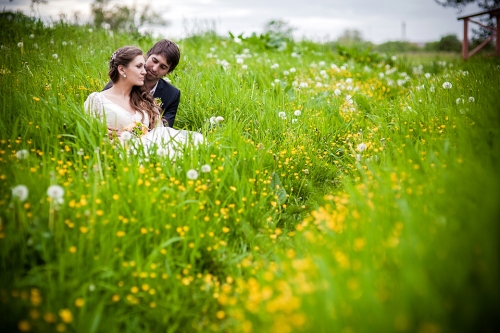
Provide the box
[91,0,168,33]
[437,34,462,52]
[336,29,364,46]
[435,0,499,41]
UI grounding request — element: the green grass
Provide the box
[1,11,499,333]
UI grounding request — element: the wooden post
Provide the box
[496,15,500,56]
[463,18,469,59]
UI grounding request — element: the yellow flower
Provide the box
[32,96,40,102]
[58,309,73,323]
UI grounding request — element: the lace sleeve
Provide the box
[83,92,104,120]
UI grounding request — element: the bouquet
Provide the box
[123,121,148,137]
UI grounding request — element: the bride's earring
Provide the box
[122,73,127,78]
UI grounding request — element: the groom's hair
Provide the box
[146,39,180,74]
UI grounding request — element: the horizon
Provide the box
[1,0,483,44]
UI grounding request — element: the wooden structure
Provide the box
[457,8,500,59]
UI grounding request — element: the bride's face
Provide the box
[122,55,147,86]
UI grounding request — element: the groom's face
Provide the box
[145,54,170,81]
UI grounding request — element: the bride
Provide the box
[84,46,203,158]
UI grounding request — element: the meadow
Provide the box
[1,12,499,333]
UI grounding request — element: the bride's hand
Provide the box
[108,126,122,139]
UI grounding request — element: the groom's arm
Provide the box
[162,89,180,128]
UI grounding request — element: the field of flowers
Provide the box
[1,12,499,333]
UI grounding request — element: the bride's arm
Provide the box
[83,92,104,120]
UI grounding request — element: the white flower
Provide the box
[391,55,397,61]
[241,64,248,70]
[291,52,298,57]
[289,67,296,73]
[283,70,290,75]
[17,42,23,48]
[62,41,67,46]
[291,119,298,124]
[236,58,244,64]
[52,53,58,59]
[209,116,217,125]
[47,185,64,199]
[278,111,286,119]
[201,164,211,173]
[270,63,279,69]
[442,82,452,89]
[356,154,361,161]
[88,28,93,33]
[33,43,38,49]
[334,89,341,96]
[215,116,224,123]
[315,82,323,88]
[77,148,85,156]
[299,82,308,88]
[186,169,199,180]
[430,85,436,92]
[294,110,302,116]
[456,98,464,105]
[346,78,353,84]
[16,149,29,159]
[424,73,431,79]
[120,131,133,141]
[29,34,34,39]
[357,143,367,152]
[12,185,29,202]
[468,96,475,103]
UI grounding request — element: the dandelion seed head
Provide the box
[442,82,452,89]
[16,149,29,159]
[47,185,64,199]
[186,169,199,180]
[120,131,133,141]
[357,143,367,152]
[201,164,211,173]
[12,185,29,202]
[294,110,302,116]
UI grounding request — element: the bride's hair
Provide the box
[108,46,161,130]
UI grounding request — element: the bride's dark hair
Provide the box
[108,46,161,130]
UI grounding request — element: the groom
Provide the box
[103,39,181,127]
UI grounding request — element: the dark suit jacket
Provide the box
[103,78,180,127]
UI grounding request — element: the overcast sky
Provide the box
[1,0,482,43]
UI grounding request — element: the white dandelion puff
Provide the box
[201,164,211,173]
[357,143,367,152]
[278,111,286,119]
[294,110,302,116]
[468,96,475,103]
[120,131,133,141]
[47,185,64,199]
[12,185,29,202]
[156,147,169,157]
[442,82,452,89]
[186,169,199,180]
[16,149,29,159]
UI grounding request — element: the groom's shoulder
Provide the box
[158,78,180,93]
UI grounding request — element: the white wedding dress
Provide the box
[84,92,203,158]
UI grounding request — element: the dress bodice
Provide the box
[84,92,149,129]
